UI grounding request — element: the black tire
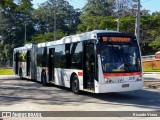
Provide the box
[19,68,23,80]
[41,71,47,86]
[71,75,80,94]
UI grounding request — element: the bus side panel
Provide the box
[13,51,16,75]
[54,68,83,90]
[13,51,19,75]
[97,81,143,93]
[36,67,43,82]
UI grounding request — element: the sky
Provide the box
[32,0,160,13]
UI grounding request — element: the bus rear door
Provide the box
[15,52,19,74]
[83,41,96,91]
[49,48,55,82]
[26,51,31,76]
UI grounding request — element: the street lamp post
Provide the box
[135,0,141,42]
[54,0,57,41]
[115,17,120,32]
[24,22,26,44]
[117,15,120,32]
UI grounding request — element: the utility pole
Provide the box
[54,0,57,41]
[117,15,120,32]
[135,0,141,42]
[115,17,120,32]
[24,22,26,44]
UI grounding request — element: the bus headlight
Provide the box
[137,75,142,81]
[104,77,113,83]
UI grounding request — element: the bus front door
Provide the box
[49,48,55,82]
[83,42,96,90]
[26,51,31,76]
[15,52,19,74]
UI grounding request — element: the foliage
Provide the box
[113,0,136,16]
[83,0,114,16]
[78,16,117,32]
[30,30,66,44]
[0,0,34,66]
[149,37,160,51]
[32,0,81,35]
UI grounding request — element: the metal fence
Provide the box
[142,55,155,61]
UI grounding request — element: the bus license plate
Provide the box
[122,84,129,88]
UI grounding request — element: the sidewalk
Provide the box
[143,72,160,89]
[143,72,160,81]
[143,72,160,74]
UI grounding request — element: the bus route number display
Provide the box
[102,37,131,43]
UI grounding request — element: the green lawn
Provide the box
[0,69,13,75]
[0,68,160,75]
[143,69,160,72]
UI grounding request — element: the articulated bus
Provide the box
[13,30,143,94]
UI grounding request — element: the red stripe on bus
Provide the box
[104,72,141,77]
[78,72,83,76]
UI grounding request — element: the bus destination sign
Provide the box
[102,37,131,43]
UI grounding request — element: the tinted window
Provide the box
[54,42,82,69]
[54,45,65,68]
[70,42,82,69]
[99,44,141,73]
[43,47,47,66]
[65,44,71,68]
[37,47,47,67]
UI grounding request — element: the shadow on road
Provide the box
[0,75,160,111]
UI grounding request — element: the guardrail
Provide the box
[142,55,155,61]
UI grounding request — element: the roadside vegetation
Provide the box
[0,69,13,75]
[143,68,160,72]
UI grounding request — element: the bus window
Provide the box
[54,45,65,68]
[70,42,82,69]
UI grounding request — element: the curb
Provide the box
[143,72,160,74]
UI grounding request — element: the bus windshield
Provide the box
[99,44,141,73]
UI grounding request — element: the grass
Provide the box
[143,68,160,72]
[0,69,13,75]
[0,68,160,74]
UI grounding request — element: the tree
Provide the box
[149,37,160,51]
[32,0,81,35]
[0,0,34,66]
[148,13,160,52]
[83,0,114,16]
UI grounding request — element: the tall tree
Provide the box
[0,0,34,66]
[32,0,81,42]
[83,0,114,16]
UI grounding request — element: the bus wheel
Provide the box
[41,71,47,86]
[72,75,80,94]
[19,68,23,80]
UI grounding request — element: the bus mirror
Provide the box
[133,53,136,65]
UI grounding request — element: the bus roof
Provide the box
[60,30,120,44]
[15,30,127,49]
[37,30,120,47]
[14,43,33,51]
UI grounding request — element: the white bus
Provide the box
[13,30,143,94]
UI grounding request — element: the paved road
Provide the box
[0,75,160,120]
[143,72,160,81]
